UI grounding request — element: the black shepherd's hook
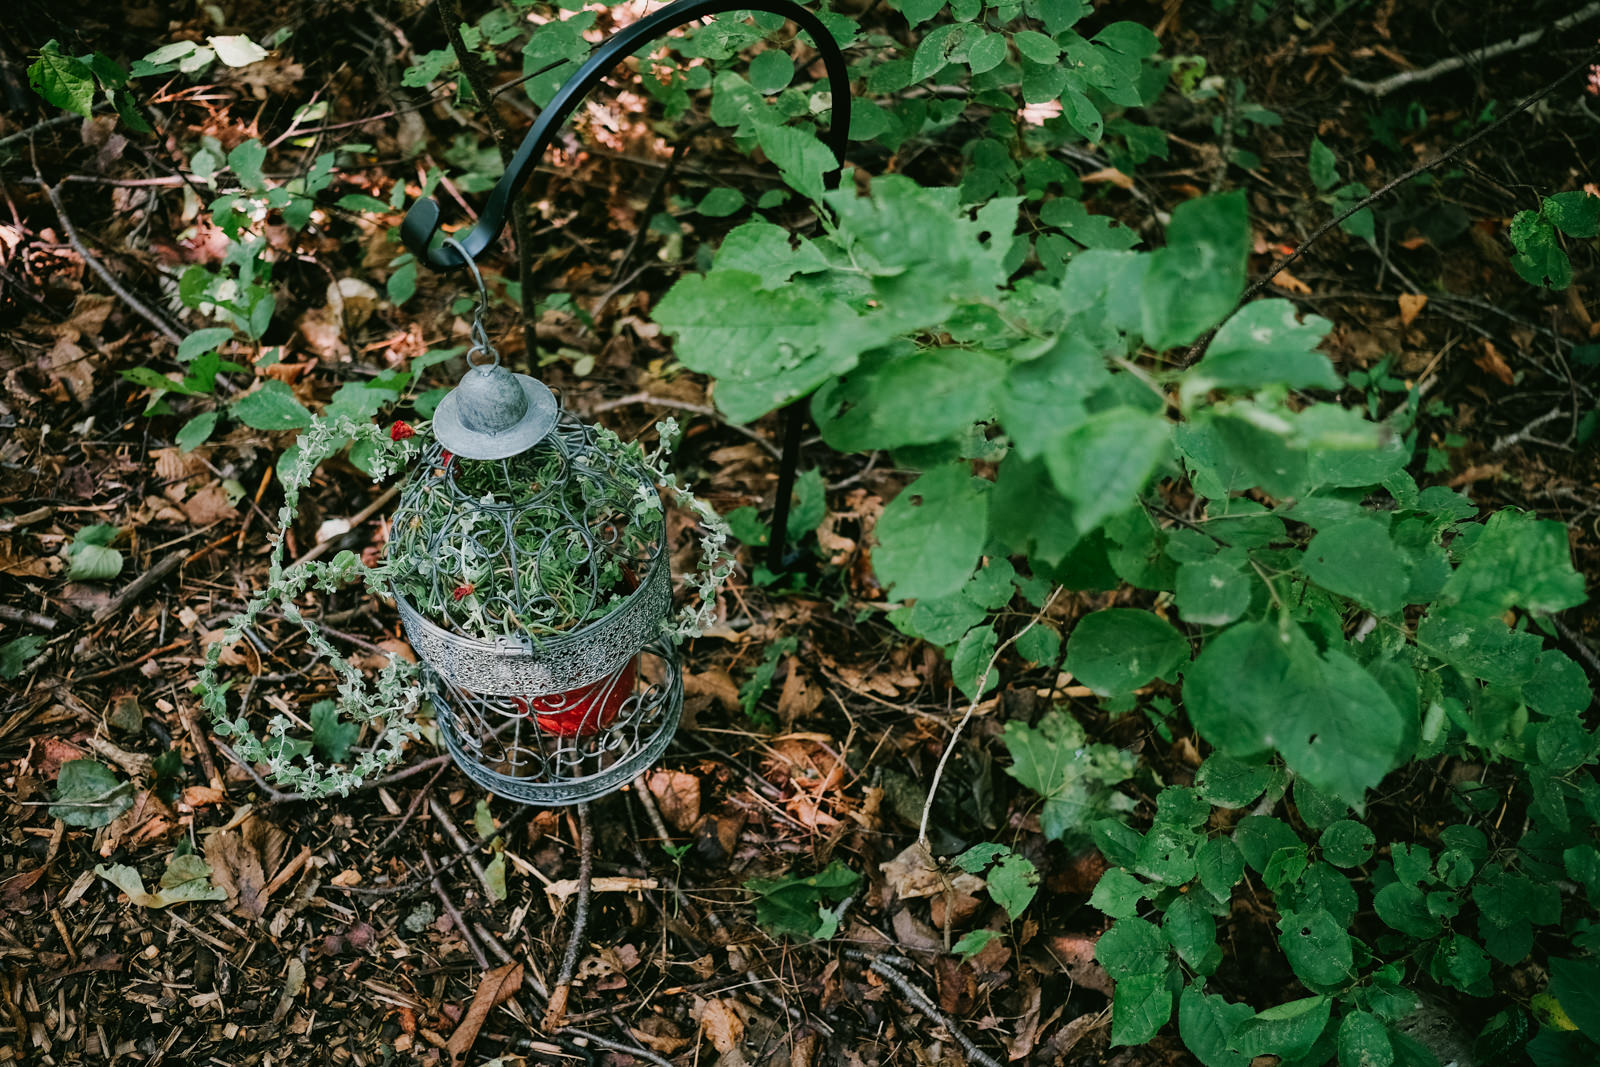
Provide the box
[401,0,855,572]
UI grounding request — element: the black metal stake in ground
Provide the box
[400,0,854,572]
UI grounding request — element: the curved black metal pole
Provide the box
[401,0,853,270]
[402,0,852,574]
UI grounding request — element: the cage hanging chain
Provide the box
[443,236,501,370]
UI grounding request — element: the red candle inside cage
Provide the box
[512,656,638,737]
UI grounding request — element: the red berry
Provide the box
[390,420,415,441]
[452,584,474,601]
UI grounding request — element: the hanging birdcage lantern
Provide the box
[202,0,851,808]
[384,248,683,805]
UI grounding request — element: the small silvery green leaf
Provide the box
[50,760,134,827]
[0,635,47,680]
[231,380,312,431]
[208,34,269,67]
[1065,608,1188,697]
[94,854,227,908]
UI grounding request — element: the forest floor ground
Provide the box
[1,0,1598,1064]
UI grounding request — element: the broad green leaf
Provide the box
[1043,408,1170,535]
[1544,191,1600,239]
[227,139,266,189]
[1197,837,1246,899]
[1012,30,1061,63]
[1373,882,1437,938]
[1164,893,1220,974]
[1233,815,1299,873]
[986,851,1039,919]
[1097,916,1168,979]
[387,260,418,305]
[966,31,1007,74]
[745,860,860,939]
[1338,1010,1393,1067]
[873,464,989,602]
[1416,607,1542,687]
[1510,210,1571,290]
[1443,509,1586,616]
[0,635,46,680]
[712,222,828,289]
[900,591,986,645]
[892,0,945,24]
[1185,622,1405,805]
[696,187,745,217]
[748,49,793,93]
[1179,985,1254,1067]
[208,34,269,67]
[1231,996,1331,1060]
[1095,21,1161,57]
[1308,138,1339,192]
[28,41,95,117]
[178,327,235,362]
[231,380,312,431]
[996,333,1102,460]
[1016,623,1061,666]
[1137,823,1201,886]
[1194,754,1274,808]
[1431,933,1491,995]
[1301,516,1409,615]
[754,124,832,203]
[1066,608,1188,697]
[94,854,227,908]
[952,928,1003,960]
[68,523,124,582]
[50,760,133,827]
[1190,300,1339,393]
[813,346,1005,452]
[1089,868,1146,919]
[1549,957,1600,1038]
[1112,972,1175,1046]
[309,700,359,763]
[657,271,890,423]
[1278,909,1354,989]
[1001,710,1137,843]
[1142,192,1250,350]
[1319,820,1375,867]
[1525,651,1593,717]
[951,624,999,699]
[1175,559,1252,626]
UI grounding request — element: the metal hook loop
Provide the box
[442,236,500,369]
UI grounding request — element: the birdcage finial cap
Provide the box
[432,363,559,460]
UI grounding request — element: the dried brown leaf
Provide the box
[445,961,523,1062]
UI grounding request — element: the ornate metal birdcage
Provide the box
[386,0,852,805]
[387,249,683,805]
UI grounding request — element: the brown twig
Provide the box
[557,1026,675,1067]
[92,549,188,625]
[0,605,57,631]
[423,848,489,970]
[37,179,183,346]
[586,392,782,459]
[1182,46,1600,367]
[542,802,594,1030]
[287,485,401,569]
[842,950,1005,1067]
[428,795,499,900]
[377,757,452,853]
